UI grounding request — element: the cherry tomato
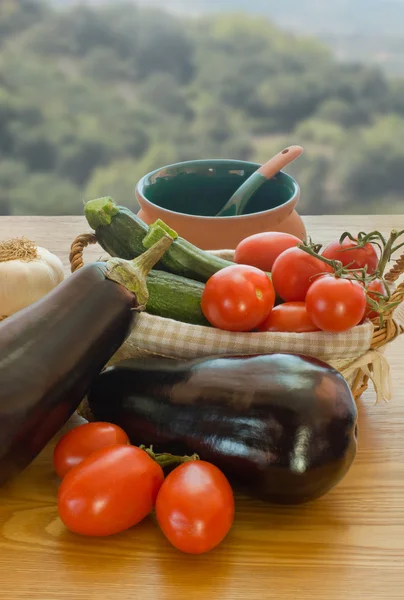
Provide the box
[58,445,164,537]
[53,422,129,479]
[156,461,234,554]
[321,237,378,274]
[306,275,367,332]
[365,278,388,320]
[234,232,300,272]
[201,264,275,331]
[258,301,320,333]
[271,247,333,302]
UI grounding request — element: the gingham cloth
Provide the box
[117,312,375,364]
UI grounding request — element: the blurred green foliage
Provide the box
[0,0,403,216]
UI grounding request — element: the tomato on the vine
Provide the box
[201,264,275,331]
[306,275,367,333]
[271,247,333,302]
[321,237,379,274]
[58,445,164,537]
[53,422,129,478]
[234,231,300,272]
[365,278,388,320]
[258,301,320,333]
[156,461,234,554]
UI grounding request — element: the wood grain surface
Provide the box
[0,215,404,600]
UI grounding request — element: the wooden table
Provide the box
[0,215,403,600]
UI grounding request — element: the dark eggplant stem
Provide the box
[139,445,200,468]
[105,235,174,308]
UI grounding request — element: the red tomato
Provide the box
[321,237,378,274]
[156,461,234,554]
[234,232,300,272]
[58,445,164,537]
[201,264,275,331]
[53,422,129,478]
[258,301,320,333]
[306,276,367,333]
[365,278,388,320]
[271,247,333,302]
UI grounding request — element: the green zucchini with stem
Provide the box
[85,197,234,283]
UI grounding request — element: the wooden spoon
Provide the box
[216,145,304,217]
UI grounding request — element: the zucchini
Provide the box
[85,197,234,282]
[85,198,149,260]
[146,270,209,326]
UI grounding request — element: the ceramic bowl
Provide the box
[136,159,306,250]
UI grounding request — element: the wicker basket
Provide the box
[69,233,404,403]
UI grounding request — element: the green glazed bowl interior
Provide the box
[137,159,299,218]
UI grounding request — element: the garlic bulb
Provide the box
[0,237,65,317]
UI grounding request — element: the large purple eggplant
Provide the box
[87,354,358,504]
[0,236,173,486]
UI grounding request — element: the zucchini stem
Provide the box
[142,219,179,249]
[84,197,119,229]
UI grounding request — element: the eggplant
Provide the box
[87,354,358,504]
[0,236,173,486]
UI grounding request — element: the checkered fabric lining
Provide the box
[123,312,374,362]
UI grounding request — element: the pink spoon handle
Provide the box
[257,145,304,180]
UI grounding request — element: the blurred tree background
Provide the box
[0,0,403,216]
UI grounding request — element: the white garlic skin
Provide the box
[0,247,65,316]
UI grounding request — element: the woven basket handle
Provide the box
[355,252,404,396]
[385,251,404,284]
[369,251,404,350]
[69,233,97,273]
[382,251,404,319]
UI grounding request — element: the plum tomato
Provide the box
[234,232,300,272]
[53,421,129,478]
[258,301,320,333]
[58,445,164,537]
[156,461,235,555]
